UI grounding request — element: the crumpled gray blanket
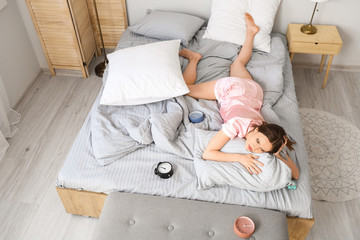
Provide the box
[90,28,288,166]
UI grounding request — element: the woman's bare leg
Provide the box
[180,49,217,100]
[179,49,202,85]
[187,80,217,100]
[230,13,259,80]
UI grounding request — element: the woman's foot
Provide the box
[245,13,259,35]
[179,49,202,62]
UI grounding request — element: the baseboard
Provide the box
[13,69,42,110]
[40,54,105,77]
[41,68,83,77]
[292,63,360,72]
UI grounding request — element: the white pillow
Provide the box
[193,128,292,192]
[100,40,189,106]
[203,0,281,53]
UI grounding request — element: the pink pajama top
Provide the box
[214,77,264,139]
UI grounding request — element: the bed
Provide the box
[56,1,314,239]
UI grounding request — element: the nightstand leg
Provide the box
[290,52,295,62]
[319,54,326,73]
[322,55,334,89]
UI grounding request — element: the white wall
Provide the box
[126,0,360,68]
[13,0,360,77]
[0,0,40,108]
[16,0,47,69]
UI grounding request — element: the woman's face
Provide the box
[245,128,273,153]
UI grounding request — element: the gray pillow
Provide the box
[193,128,292,192]
[128,10,205,47]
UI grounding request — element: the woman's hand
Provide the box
[238,154,264,175]
[274,137,287,159]
[273,137,300,180]
[202,129,264,175]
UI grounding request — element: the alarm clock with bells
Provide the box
[154,162,174,179]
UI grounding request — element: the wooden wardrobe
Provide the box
[26,0,97,78]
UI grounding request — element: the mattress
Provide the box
[57,28,313,219]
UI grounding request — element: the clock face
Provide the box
[154,161,174,179]
[234,216,255,238]
[158,162,172,173]
[235,217,254,234]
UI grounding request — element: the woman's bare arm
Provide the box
[274,139,300,180]
[275,151,299,180]
[202,130,264,175]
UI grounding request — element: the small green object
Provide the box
[287,180,297,190]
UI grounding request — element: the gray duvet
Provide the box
[92,28,289,166]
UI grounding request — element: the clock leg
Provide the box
[322,55,334,89]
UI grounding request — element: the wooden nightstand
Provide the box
[286,24,343,88]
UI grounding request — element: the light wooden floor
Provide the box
[293,67,360,240]
[0,62,359,240]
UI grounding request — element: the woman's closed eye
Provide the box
[256,138,265,152]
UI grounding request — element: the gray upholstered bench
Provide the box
[92,192,289,240]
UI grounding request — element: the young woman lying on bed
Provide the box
[180,13,299,180]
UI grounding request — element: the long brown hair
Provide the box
[254,122,295,154]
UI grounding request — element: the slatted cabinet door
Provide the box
[68,0,97,72]
[26,0,96,78]
[87,0,128,54]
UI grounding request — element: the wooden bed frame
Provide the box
[56,187,314,240]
